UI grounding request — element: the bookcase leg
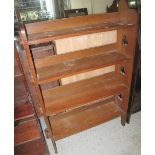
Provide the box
[51,139,58,154]
[121,114,127,126]
[46,118,58,153]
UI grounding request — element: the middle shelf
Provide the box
[35,44,130,84]
[43,72,128,116]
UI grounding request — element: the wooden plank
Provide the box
[26,12,121,34]
[14,77,28,105]
[37,51,130,84]
[43,72,128,116]
[14,120,41,145]
[14,138,49,155]
[14,103,34,122]
[28,23,134,45]
[35,44,117,68]
[25,10,137,36]
[50,101,123,140]
[31,44,55,60]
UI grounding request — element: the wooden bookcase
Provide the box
[14,45,49,155]
[19,1,138,153]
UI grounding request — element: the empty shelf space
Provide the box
[15,120,41,145]
[28,22,135,45]
[14,103,34,122]
[43,72,128,116]
[36,45,130,84]
[50,101,124,140]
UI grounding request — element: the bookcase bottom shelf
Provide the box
[50,99,124,140]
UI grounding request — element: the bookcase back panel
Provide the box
[55,30,117,53]
[55,31,117,85]
[61,66,115,85]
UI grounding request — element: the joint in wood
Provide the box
[44,128,50,139]
[122,35,128,46]
[120,66,126,76]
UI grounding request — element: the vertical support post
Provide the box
[19,25,58,153]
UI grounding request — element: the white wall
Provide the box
[70,0,113,14]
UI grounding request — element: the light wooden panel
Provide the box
[55,30,117,53]
[61,66,115,85]
[55,31,117,85]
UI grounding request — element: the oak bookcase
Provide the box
[19,1,138,153]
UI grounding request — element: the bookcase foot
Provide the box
[121,115,127,126]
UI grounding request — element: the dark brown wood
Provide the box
[14,103,34,122]
[14,138,49,155]
[14,45,50,154]
[14,120,41,145]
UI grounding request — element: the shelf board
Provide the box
[36,45,130,84]
[14,103,34,122]
[15,120,41,145]
[50,101,124,140]
[15,138,49,155]
[43,72,128,116]
[28,22,135,45]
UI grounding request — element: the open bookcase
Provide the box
[19,0,138,153]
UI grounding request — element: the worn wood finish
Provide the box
[19,1,138,152]
[36,50,130,84]
[15,138,49,155]
[14,45,50,154]
[43,72,127,116]
[28,23,135,45]
[14,120,41,145]
[15,103,34,122]
[25,10,137,35]
[19,26,58,153]
[35,44,117,68]
[50,101,123,140]
[25,12,121,35]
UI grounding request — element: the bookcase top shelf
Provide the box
[27,22,135,45]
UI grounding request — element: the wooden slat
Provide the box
[15,120,41,145]
[50,101,123,140]
[43,72,128,116]
[35,44,116,68]
[28,23,134,45]
[36,50,130,84]
[25,12,121,34]
[14,138,49,155]
[14,103,34,122]
[14,77,28,105]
